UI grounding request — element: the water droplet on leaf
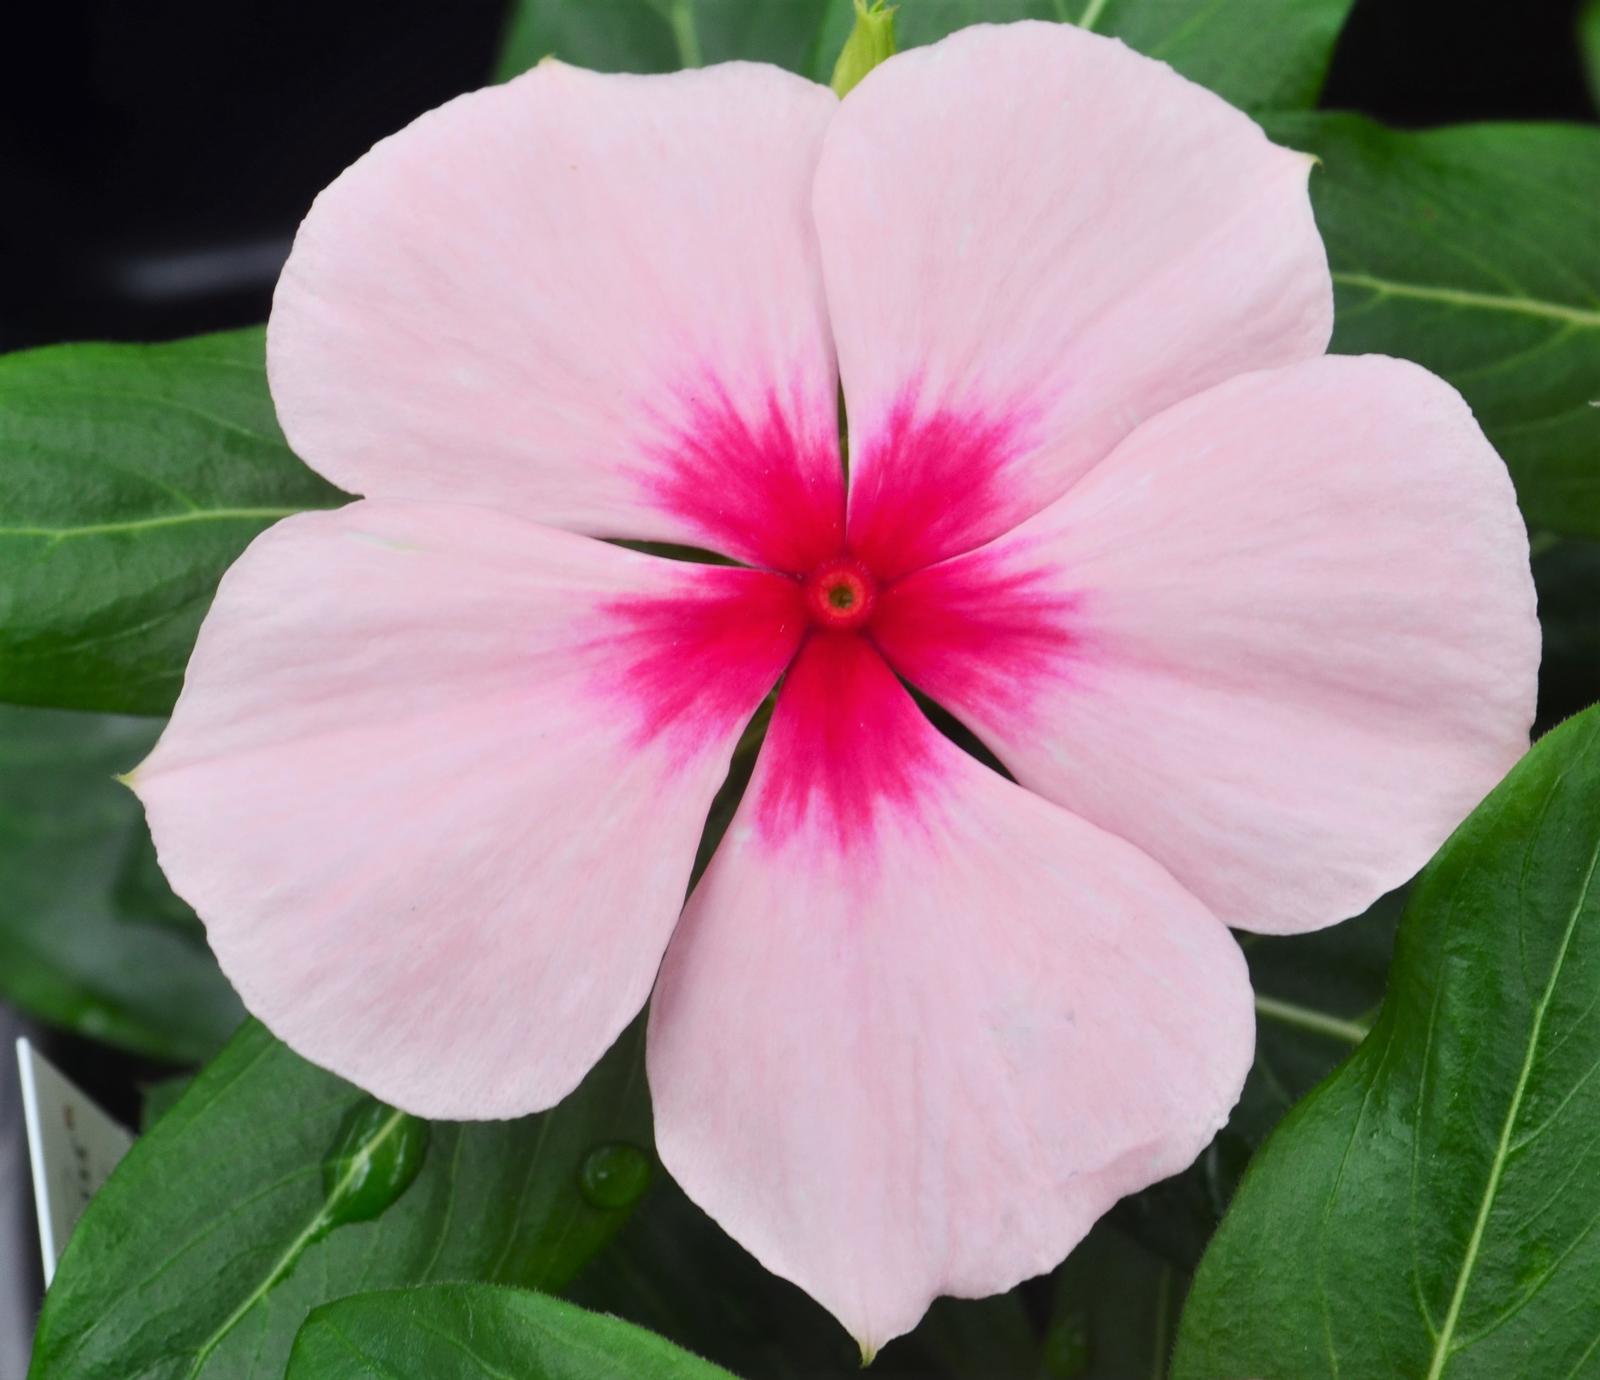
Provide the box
[319,1098,430,1232]
[578,1141,651,1210]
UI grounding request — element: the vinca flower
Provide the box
[132,22,1538,1354]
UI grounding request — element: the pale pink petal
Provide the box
[269,63,843,572]
[873,356,1539,935]
[815,22,1331,576]
[134,501,803,1118]
[648,634,1252,1354]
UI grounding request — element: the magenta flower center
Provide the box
[803,556,877,632]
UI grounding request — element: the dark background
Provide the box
[0,0,1595,352]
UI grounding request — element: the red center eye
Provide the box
[803,558,877,632]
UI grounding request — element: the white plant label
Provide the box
[16,1039,133,1284]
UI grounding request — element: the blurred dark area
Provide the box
[0,0,1595,353]
[1323,0,1596,124]
[0,0,506,350]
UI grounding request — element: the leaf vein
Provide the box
[1332,272,1600,328]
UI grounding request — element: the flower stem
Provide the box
[1076,0,1112,32]
[1253,993,1371,1047]
[667,0,701,68]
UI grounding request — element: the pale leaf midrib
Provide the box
[0,507,306,543]
[184,1108,410,1378]
[1423,828,1600,1378]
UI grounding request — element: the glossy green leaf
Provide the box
[286,1284,736,1380]
[1076,0,1355,108]
[1173,706,1600,1379]
[1266,113,1600,540]
[494,0,834,79]
[29,1019,652,1380]
[809,0,1357,108]
[139,1074,193,1131]
[0,703,240,1061]
[0,328,345,715]
[496,0,1356,110]
[1580,0,1600,113]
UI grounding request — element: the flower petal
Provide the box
[133,501,803,1118]
[816,22,1332,577]
[269,63,843,572]
[648,634,1252,1353]
[873,356,1539,934]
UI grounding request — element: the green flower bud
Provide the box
[830,0,898,98]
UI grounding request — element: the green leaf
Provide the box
[1265,113,1600,541]
[495,0,678,76]
[286,1283,736,1380]
[1580,0,1600,114]
[495,0,1355,110]
[29,1020,653,1380]
[1069,0,1356,108]
[1172,706,1600,1379]
[494,0,834,79]
[139,1074,193,1131]
[0,329,345,715]
[0,702,240,1061]
[809,0,1357,108]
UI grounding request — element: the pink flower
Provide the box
[133,22,1538,1353]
